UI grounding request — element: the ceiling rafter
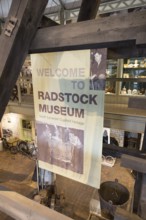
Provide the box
[30,10,146,54]
[44,0,146,23]
[77,0,101,21]
[58,0,66,9]
[0,0,146,24]
[99,0,146,14]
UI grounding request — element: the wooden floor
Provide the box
[0,150,134,220]
[0,151,36,220]
[56,159,134,219]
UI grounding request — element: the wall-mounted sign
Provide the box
[31,48,107,188]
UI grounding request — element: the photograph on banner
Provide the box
[36,122,84,174]
[31,48,107,188]
[90,49,107,90]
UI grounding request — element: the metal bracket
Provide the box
[5,16,18,37]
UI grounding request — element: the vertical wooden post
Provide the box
[0,0,48,121]
[121,154,146,219]
[77,0,101,21]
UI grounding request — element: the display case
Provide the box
[105,59,118,94]
[121,57,146,95]
[106,57,146,96]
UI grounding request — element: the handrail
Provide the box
[0,190,73,220]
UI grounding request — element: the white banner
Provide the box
[31,49,107,188]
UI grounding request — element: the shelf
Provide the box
[105,93,146,97]
[106,78,146,82]
[119,94,145,97]
[123,67,146,70]
[105,58,146,96]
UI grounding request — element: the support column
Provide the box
[0,0,48,120]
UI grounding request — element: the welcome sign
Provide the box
[31,48,107,188]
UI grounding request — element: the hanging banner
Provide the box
[31,48,107,188]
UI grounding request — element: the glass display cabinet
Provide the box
[105,59,118,94]
[121,57,146,96]
[106,57,146,96]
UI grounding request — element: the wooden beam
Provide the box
[108,47,146,59]
[137,32,146,47]
[103,143,146,159]
[30,11,146,53]
[139,200,146,219]
[133,172,143,214]
[115,207,143,220]
[39,16,59,28]
[121,154,146,173]
[0,190,72,220]
[138,175,146,218]
[0,0,48,121]
[121,155,146,218]
[77,0,100,21]
[128,97,146,110]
